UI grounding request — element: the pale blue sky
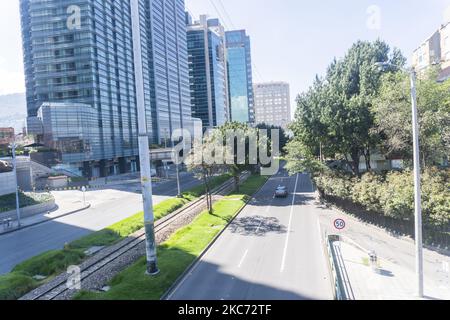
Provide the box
[1,0,450,110]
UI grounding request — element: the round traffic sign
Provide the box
[334,218,346,230]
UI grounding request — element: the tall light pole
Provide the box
[375,62,423,298]
[11,135,22,228]
[130,0,159,276]
[173,146,182,198]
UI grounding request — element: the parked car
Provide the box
[274,185,288,198]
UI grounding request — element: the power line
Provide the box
[208,0,231,30]
[209,0,265,82]
[185,5,197,22]
[216,0,236,30]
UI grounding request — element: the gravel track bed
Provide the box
[21,174,248,301]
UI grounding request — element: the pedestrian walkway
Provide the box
[332,238,450,300]
[0,194,90,236]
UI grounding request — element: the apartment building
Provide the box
[254,82,291,129]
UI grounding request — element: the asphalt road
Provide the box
[0,173,202,275]
[167,169,333,300]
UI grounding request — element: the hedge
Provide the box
[314,168,450,228]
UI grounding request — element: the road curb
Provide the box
[161,175,271,300]
[315,191,450,257]
[0,204,92,236]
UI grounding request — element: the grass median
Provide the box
[0,174,231,300]
[74,174,269,300]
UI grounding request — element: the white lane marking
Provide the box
[238,249,249,268]
[280,173,300,273]
[255,219,264,233]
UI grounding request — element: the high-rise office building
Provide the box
[20,0,192,177]
[225,30,255,124]
[254,82,291,129]
[186,14,229,129]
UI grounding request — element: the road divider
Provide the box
[70,174,269,300]
[0,174,233,300]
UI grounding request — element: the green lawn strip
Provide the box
[74,174,268,300]
[0,174,231,300]
[0,192,54,213]
[0,273,38,300]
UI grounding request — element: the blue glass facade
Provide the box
[20,0,192,177]
[186,16,228,129]
[225,30,254,124]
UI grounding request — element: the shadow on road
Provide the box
[228,215,287,237]
[166,247,317,300]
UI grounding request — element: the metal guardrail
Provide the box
[326,234,345,300]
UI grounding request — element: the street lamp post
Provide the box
[409,69,424,298]
[174,147,182,198]
[375,62,424,298]
[11,139,21,228]
[81,186,86,207]
[130,0,159,276]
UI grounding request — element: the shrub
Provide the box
[352,172,384,212]
[0,273,37,300]
[315,168,449,227]
[12,249,85,277]
[314,169,354,200]
[422,168,450,226]
[381,171,415,220]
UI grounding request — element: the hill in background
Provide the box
[0,93,26,131]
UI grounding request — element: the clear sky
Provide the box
[1,0,450,111]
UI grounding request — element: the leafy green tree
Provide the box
[289,40,406,176]
[216,122,261,192]
[255,123,289,154]
[374,68,450,167]
[185,133,223,213]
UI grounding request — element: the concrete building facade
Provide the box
[412,30,441,72]
[253,82,291,129]
[225,30,255,124]
[20,0,192,178]
[412,19,450,82]
[186,15,229,129]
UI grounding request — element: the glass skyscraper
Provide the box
[186,15,229,129]
[20,0,192,177]
[225,30,255,124]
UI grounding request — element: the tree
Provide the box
[374,68,450,167]
[216,122,261,192]
[185,132,223,214]
[255,123,288,154]
[285,139,326,176]
[288,40,406,176]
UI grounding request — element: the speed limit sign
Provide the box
[334,219,346,231]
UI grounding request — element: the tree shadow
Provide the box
[228,215,287,237]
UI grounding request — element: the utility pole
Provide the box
[130,0,159,276]
[410,69,424,298]
[12,140,21,228]
[174,146,182,198]
[374,62,424,298]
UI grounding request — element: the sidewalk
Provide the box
[332,238,450,300]
[0,197,90,236]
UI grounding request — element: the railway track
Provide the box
[22,172,249,300]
